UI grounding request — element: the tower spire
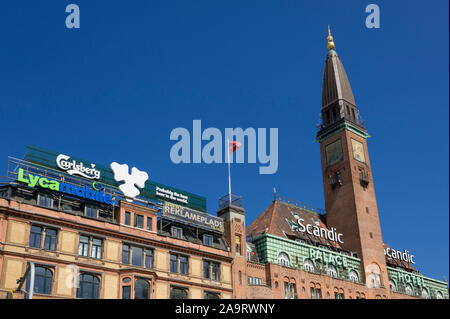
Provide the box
[327,25,335,50]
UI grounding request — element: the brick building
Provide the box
[0,30,448,300]
[231,29,449,300]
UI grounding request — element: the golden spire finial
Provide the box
[327,25,335,50]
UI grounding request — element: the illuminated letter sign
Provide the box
[56,154,101,180]
[384,248,415,264]
[17,168,112,205]
[286,213,344,244]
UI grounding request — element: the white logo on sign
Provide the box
[110,162,148,202]
[56,154,101,180]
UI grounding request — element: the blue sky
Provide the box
[0,1,448,281]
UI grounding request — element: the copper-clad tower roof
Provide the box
[321,27,356,109]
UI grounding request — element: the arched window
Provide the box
[278,252,290,267]
[405,284,413,296]
[327,265,338,278]
[77,273,100,299]
[135,279,150,299]
[367,263,381,288]
[170,286,188,299]
[349,270,359,283]
[421,288,429,299]
[436,291,443,299]
[26,266,53,295]
[389,280,396,292]
[304,259,315,273]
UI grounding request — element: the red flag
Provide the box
[229,141,241,153]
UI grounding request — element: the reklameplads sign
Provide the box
[25,145,207,212]
[163,202,224,233]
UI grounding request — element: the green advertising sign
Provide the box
[24,145,207,212]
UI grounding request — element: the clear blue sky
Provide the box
[0,1,448,282]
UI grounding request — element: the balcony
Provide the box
[359,171,370,187]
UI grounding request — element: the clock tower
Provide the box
[317,28,390,298]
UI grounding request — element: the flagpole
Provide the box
[227,139,232,206]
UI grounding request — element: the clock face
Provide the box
[351,138,366,163]
[326,140,344,166]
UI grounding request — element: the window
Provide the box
[203,234,213,247]
[172,226,183,239]
[203,260,220,281]
[85,205,98,218]
[235,235,241,255]
[180,256,188,275]
[335,292,344,299]
[405,284,413,296]
[125,212,131,225]
[122,286,131,299]
[389,280,396,292]
[77,273,100,299]
[38,193,53,208]
[371,273,381,288]
[122,244,152,267]
[203,261,211,279]
[132,247,143,267]
[304,259,315,272]
[91,238,103,259]
[147,217,152,231]
[26,266,53,295]
[145,249,154,269]
[78,236,90,257]
[278,252,290,267]
[78,235,103,259]
[248,277,262,285]
[349,270,359,283]
[170,254,188,274]
[122,244,130,264]
[212,262,220,281]
[421,288,429,299]
[327,265,338,278]
[284,282,296,299]
[170,254,178,273]
[247,251,252,260]
[30,225,58,251]
[135,214,143,228]
[238,271,242,285]
[122,277,131,299]
[311,287,322,299]
[170,286,188,299]
[29,225,43,249]
[204,291,220,299]
[134,279,150,299]
[436,291,443,299]
[43,229,57,251]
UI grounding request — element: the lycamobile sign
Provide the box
[17,168,112,205]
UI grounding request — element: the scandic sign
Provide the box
[163,202,224,233]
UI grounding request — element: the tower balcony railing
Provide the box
[316,113,366,133]
[218,194,242,209]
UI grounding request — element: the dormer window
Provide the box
[171,226,183,239]
[203,234,213,247]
